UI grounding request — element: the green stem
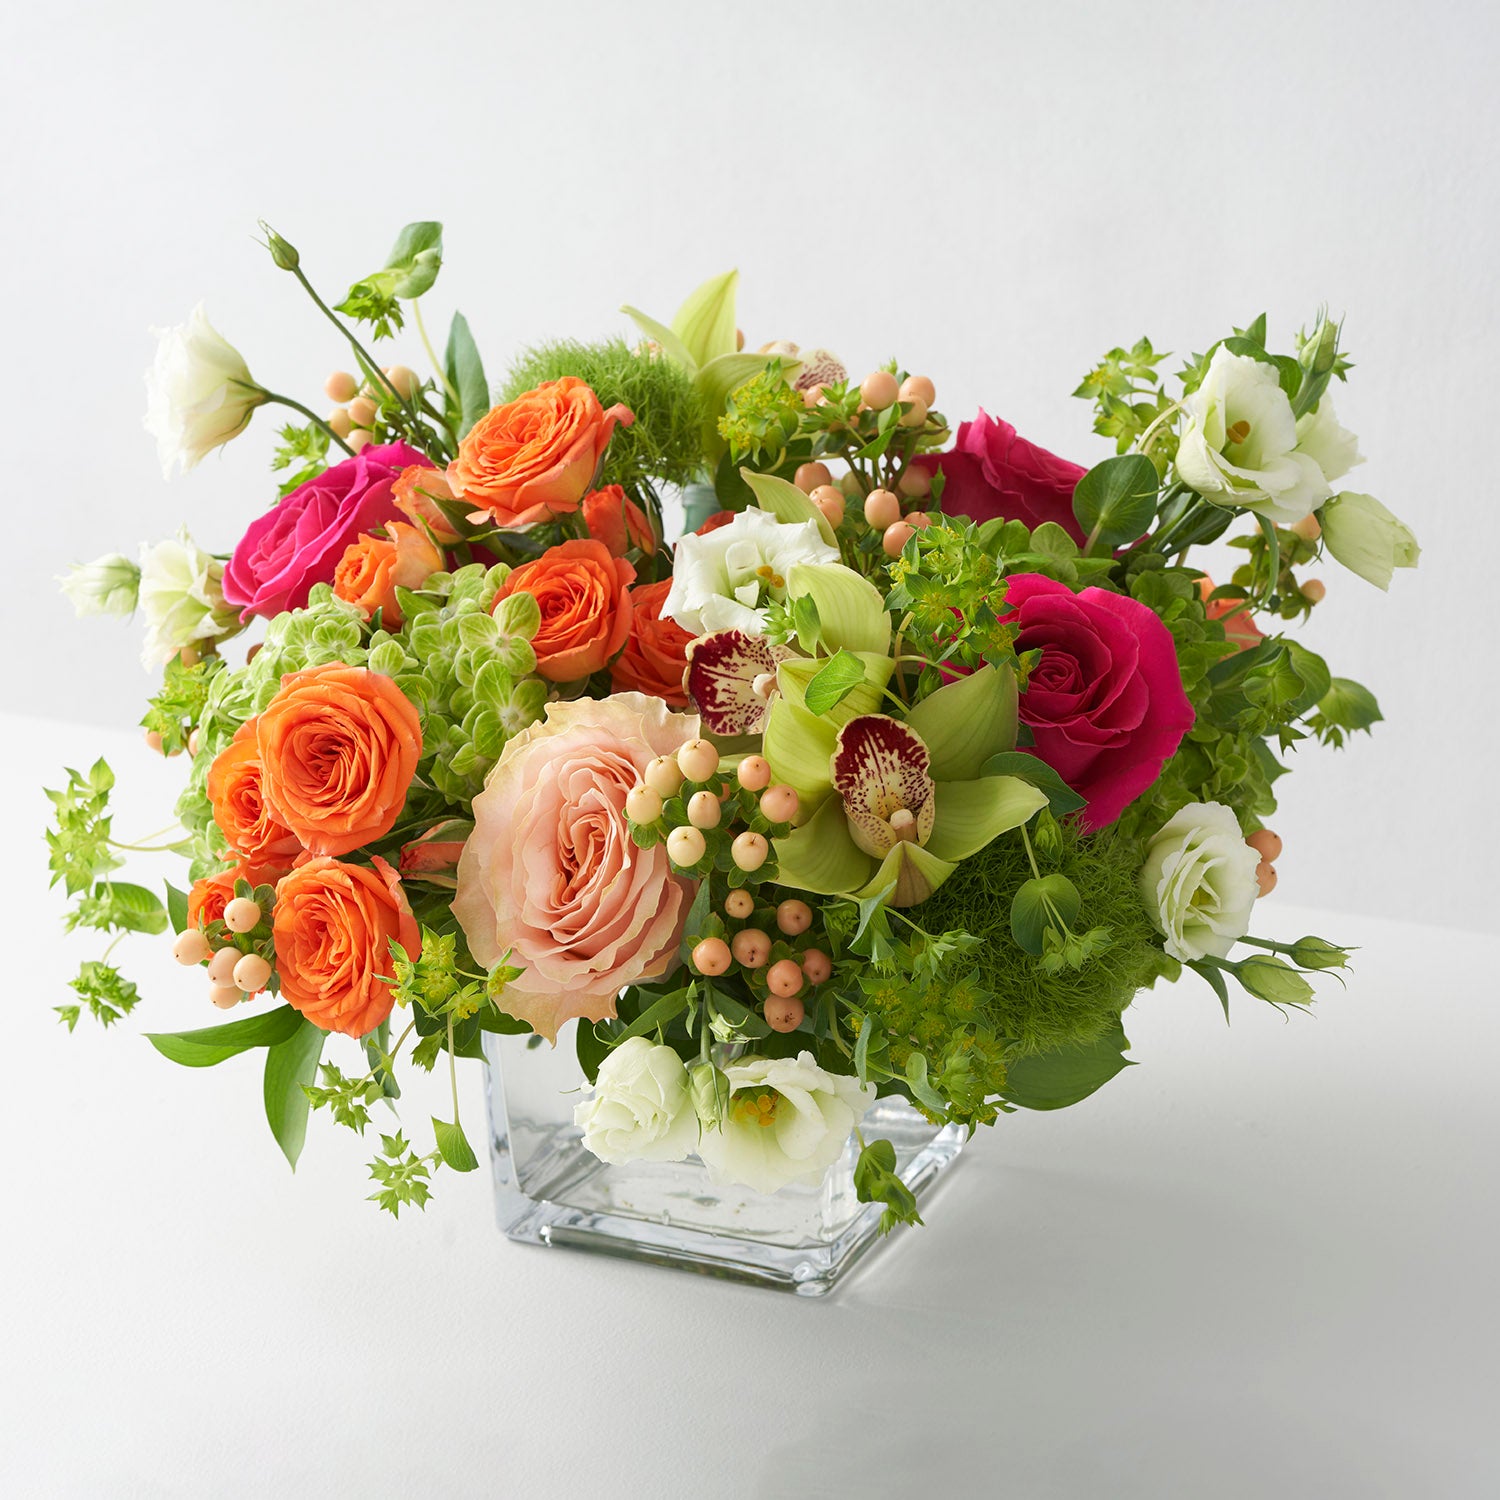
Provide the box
[1018,821,1043,882]
[255,389,355,457]
[413,299,460,408]
[446,1013,462,1128]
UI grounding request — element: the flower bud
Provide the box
[689,1061,731,1130]
[1287,936,1352,971]
[59,555,141,618]
[259,220,300,271]
[1236,954,1314,1006]
[1298,316,1339,375]
[1319,492,1420,591]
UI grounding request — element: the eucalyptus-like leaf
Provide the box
[1072,454,1158,550]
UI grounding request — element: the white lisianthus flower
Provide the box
[1175,348,1329,524]
[663,508,839,635]
[144,303,264,477]
[137,528,240,669]
[695,1050,877,1195]
[574,1037,700,1165]
[1319,492,1421,590]
[59,554,141,618]
[1293,395,1363,486]
[1139,800,1262,963]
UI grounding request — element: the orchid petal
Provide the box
[853,841,957,908]
[762,696,837,815]
[772,794,871,895]
[786,563,891,654]
[903,663,1019,782]
[830,715,936,858]
[925,776,1048,862]
[670,270,740,369]
[684,629,791,737]
[740,469,839,549]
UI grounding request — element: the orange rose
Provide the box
[332,523,442,627]
[492,538,635,682]
[446,377,633,527]
[611,580,693,707]
[393,464,463,543]
[187,864,251,929]
[272,855,418,1037]
[206,725,304,877]
[1197,577,1264,652]
[255,663,422,857]
[582,485,655,558]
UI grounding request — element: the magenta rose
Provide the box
[914,410,1088,545]
[222,441,434,619]
[1002,573,1194,830]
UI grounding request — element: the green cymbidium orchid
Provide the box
[769,664,1046,907]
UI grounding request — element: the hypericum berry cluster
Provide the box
[170,883,277,1010]
[324,366,419,454]
[690,888,833,1035]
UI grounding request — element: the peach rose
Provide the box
[393,463,463,543]
[256,663,422,857]
[272,855,418,1037]
[452,693,700,1042]
[491,538,634,682]
[610,580,693,707]
[446,377,633,528]
[205,725,304,877]
[582,485,654,558]
[332,522,443,627]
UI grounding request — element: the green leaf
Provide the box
[1010,873,1081,956]
[384,221,444,298]
[444,311,490,439]
[614,987,692,1043]
[1072,454,1159,549]
[802,650,868,716]
[263,1018,324,1169]
[853,1137,923,1234]
[146,1004,305,1068]
[903,1053,949,1116]
[739,468,839,548]
[165,881,189,936]
[1189,959,1233,1022]
[979,751,1087,817]
[103,881,169,935]
[1001,1021,1135,1110]
[577,1019,612,1085]
[432,1116,479,1172]
[697,352,786,462]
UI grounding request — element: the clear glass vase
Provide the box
[483,1026,966,1296]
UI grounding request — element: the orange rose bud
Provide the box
[272,855,419,1037]
[398,818,472,889]
[446,377,633,528]
[188,864,250,930]
[1197,577,1264,652]
[255,663,422,857]
[206,725,304,876]
[392,464,463,543]
[491,538,635,682]
[581,484,655,558]
[610,579,694,708]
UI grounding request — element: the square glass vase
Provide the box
[483,1026,966,1296]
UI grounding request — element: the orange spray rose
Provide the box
[272,855,418,1037]
[582,485,654,557]
[446,378,633,527]
[332,523,442,626]
[255,663,422,857]
[610,580,693,707]
[206,725,304,877]
[491,539,635,682]
[392,464,463,543]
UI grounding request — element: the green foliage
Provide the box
[853,1137,923,1235]
[913,823,1166,1058]
[1072,454,1159,550]
[444,311,490,439]
[304,1061,377,1135]
[500,337,707,493]
[58,960,140,1031]
[65,880,167,936]
[718,364,806,467]
[1308,677,1382,748]
[336,222,444,339]
[145,1004,303,1066]
[141,655,225,755]
[264,1018,324,1168]
[367,1132,435,1217]
[270,419,330,498]
[1073,336,1178,469]
[45,760,121,896]
[1001,1020,1134,1110]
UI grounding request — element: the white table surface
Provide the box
[3,713,1496,1498]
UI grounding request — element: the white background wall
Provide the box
[4,0,1495,934]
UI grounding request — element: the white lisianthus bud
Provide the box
[143,303,264,477]
[137,527,240,669]
[1139,801,1262,963]
[59,554,141,618]
[574,1037,700,1165]
[1293,396,1363,486]
[1318,492,1420,591]
[1175,347,1330,525]
[695,1050,877,1195]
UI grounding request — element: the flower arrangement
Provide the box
[50,221,1418,1231]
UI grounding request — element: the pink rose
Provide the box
[452,692,700,1043]
[1002,573,1194,830]
[222,441,434,620]
[914,410,1088,545]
